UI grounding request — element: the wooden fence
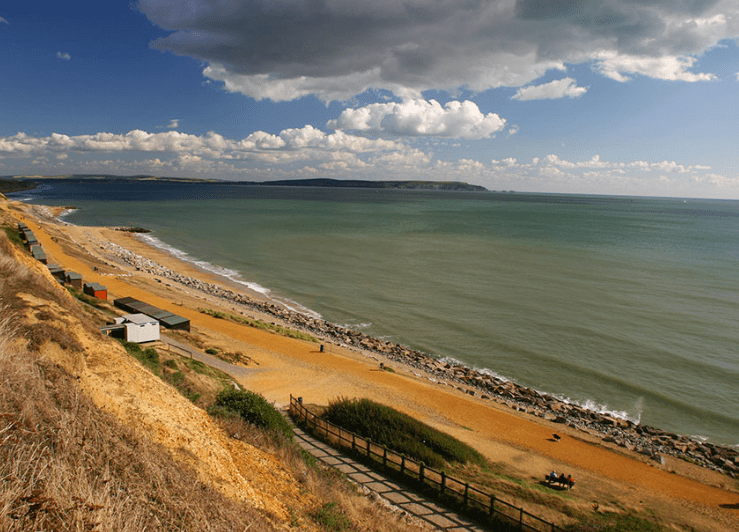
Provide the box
[289,395,561,532]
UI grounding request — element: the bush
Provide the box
[310,502,352,532]
[322,398,485,469]
[210,388,293,441]
[120,341,160,373]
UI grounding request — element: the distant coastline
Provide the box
[2,174,487,192]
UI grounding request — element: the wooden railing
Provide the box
[289,395,561,532]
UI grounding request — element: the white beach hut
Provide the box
[103,313,160,343]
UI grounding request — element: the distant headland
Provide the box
[1,175,487,192]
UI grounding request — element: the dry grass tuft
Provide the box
[215,415,431,532]
[0,313,279,532]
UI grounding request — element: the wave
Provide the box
[138,233,322,319]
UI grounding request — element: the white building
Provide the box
[102,313,160,343]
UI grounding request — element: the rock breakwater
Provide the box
[99,239,739,477]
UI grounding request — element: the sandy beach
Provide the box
[8,200,739,530]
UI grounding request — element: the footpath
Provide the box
[291,422,488,532]
[158,334,487,530]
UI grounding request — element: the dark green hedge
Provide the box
[211,388,293,441]
[322,398,484,469]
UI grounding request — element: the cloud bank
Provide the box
[1,129,733,198]
[138,0,739,102]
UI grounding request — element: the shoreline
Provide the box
[10,198,739,530]
[88,224,739,478]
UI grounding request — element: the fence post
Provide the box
[352,434,356,452]
[519,507,524,531]
[383,447,387,468]
[463,483,469,508]
[489,495,495,517]
[419,462,425,483]
[440,471,446,496]
[401,456,405,475]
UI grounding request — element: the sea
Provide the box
[12,180,739,448]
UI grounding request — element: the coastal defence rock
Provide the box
[99,240,739,478]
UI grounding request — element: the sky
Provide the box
[2,1,739,198]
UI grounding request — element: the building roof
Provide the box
[122,313,158,325]
[159,315,190,327]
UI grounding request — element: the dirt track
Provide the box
[14,205,739,530]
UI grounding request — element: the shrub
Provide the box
[322,398,485,469]
[310,502,352,532]
[211,388,293,441]
[119,341,160,373]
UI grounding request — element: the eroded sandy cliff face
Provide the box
[0,216,317,531]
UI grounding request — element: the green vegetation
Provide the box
[200,308,318,342]
[210,388,293,441]
[2,226,24,248]
[67,287,114,312]
[118,340,213,404]
[121,341,160,372]
[322,397,485,469]
[310,502,352,532]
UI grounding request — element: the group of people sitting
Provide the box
[545,471,575,489]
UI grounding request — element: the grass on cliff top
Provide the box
[200,307,319,343]
[322,397,486,470]
[118,340,232,407]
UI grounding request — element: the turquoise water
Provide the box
[18,182,739,446]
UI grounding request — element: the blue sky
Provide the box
[2,1,739,198]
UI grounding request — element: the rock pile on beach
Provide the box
[99,239,739,477]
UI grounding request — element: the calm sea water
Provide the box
[16,181,739,446]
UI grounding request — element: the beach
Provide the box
[8,199,739,531]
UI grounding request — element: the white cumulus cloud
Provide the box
[56,51,71,61]
[513,78,587,101]
[327,99,506,139]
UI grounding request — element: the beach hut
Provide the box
[113,296,190,331]
[46,263,65,282]
[65,271,83,289]
[159,314,190,332]
[30,245,47,264]
[83,282,107,300]
[101,314,160,343]
[113,296,138,313]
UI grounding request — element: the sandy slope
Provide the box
[8,200,739,530]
